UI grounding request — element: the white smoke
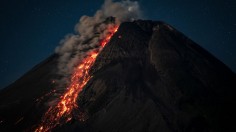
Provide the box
[55,0,142,87]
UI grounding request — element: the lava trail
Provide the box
[35,25,118,132]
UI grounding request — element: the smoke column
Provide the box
[34,0,142,131]
[55,0,142,88]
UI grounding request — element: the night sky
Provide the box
[0,0,235,89]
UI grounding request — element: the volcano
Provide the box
[0,20,236,132]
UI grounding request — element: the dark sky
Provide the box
[0,0,235,89]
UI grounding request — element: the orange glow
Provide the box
[35,25,118,132]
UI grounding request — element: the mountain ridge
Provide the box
[77,20,236,132]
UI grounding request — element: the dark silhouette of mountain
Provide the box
[0,20,236,132]
[0,54,59,131]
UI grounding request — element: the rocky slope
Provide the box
[76,20,236,132]
[0,54,59,131]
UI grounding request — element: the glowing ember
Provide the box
[35,25,118,132]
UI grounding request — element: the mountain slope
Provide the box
[0,54,59,131]
[76,20,236,132]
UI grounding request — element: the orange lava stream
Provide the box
[35,25,118,132]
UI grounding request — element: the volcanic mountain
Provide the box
[0,20,236,132]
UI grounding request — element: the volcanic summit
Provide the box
[0,20,236,132]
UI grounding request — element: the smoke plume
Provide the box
[55,0,142,87]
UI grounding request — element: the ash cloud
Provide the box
[55,0,142,87]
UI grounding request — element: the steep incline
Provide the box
[0,55,59,131]
[75,20,236,132]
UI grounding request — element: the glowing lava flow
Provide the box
[35,25,118,132]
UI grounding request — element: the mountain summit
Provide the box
[0,20,236,132]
